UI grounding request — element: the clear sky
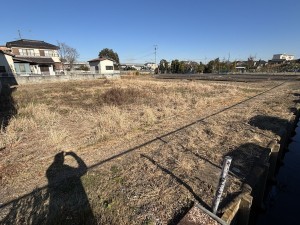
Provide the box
[1,0,299,63]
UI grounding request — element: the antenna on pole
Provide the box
[18,30,22,39]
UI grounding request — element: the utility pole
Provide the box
[154,45,158,65]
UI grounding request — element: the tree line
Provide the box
[158,57,300,74]
[159,58,239,74]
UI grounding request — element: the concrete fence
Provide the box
[0,72,120,85]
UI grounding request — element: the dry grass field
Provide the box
[1,77,299,224]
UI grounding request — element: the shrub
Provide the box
[99,87,145,106]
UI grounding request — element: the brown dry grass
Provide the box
[1,77,299,224]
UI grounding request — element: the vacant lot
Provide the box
[1,77,299,224]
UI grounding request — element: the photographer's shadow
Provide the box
[46,151,95,225]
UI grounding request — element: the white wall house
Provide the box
[88,57,116,75]
[0,50,15,75]
[272,54,295,61]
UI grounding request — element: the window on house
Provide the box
[28,49,34,56]
[44,50,54,57]
[106,66,113,70]
[19,49,25,56]
[40,65,49,72]
[19,64,26,72]
[53,51,59,57]
[19,49,36,56]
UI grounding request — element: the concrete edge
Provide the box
[220,106,300,225]
[194,202,229,225]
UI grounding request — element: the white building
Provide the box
[144,62,158,71]
[120,63,145,70]
[88,57,117,75]
[0,50,15,75]
[272,54,295,61]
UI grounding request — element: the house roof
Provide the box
[88,57,115,62]
[13,57,34,63]
[0,49,14,56]
[6,39,59,50]
[0,46,12,52]
[14,56,55,64]
[64,61,88,65]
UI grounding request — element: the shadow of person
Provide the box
[46,151,95,225]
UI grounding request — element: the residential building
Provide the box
[63,61,90,71]
[0,46,12,53]
[120,63,145,70]
[119,62,160,71]
[88,57,117,75]
[0,50,15,75]
[235,66,246,73]
[272,54,295,61]
[6,39,63,75]
[144,62,158,71]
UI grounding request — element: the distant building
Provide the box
[144,62,158,71]
[120,63,145,70]
[88,57,117,75]
[63,61,90,71]
[6,39,63,75]
[235,66,246,73]
[272,54,295,61]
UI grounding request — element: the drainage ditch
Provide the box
[256,118,300,225]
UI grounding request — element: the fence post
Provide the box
[212,156,232,214]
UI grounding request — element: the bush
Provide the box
[99,87,145,106]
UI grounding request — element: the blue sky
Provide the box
[1,0,299,63]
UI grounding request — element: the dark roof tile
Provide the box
[6,39,59,50]
[88,57,115,62]
[14,56,55,64]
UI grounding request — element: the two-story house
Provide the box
[6,39,63,75]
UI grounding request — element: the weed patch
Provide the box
[99,87,146,106]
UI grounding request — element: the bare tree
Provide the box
[57,42,79,71]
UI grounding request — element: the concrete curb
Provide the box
[237,106,300,224]
[186,107,300,225]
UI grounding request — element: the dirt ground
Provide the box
[0,76,299,224]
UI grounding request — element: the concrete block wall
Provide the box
[0,73,120,86]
